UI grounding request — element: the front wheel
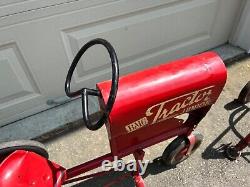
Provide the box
[162,132,203,166]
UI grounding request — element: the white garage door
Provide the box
[0,0,243,127]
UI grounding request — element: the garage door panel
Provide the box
[0,43,44,126]
[0,0,117,27]
[62,0,217,88]
[0,0,27,7]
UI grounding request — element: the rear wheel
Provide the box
[0,140,49,159]
[162,132,203,166]
[238,81,250,104]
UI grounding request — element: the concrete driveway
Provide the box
[45,57,250,187]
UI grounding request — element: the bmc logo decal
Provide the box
[125,86,214,133]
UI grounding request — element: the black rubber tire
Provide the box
[162,132,203,166]
[0,140,49,159]
[238,81,250,104]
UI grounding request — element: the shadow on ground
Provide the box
[202,100,249,162]
[71,158,174,187]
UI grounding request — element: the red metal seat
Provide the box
[0,150,64,187]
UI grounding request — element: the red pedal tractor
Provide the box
[0,39,227,187]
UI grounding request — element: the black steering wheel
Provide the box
[65,38,119,131]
